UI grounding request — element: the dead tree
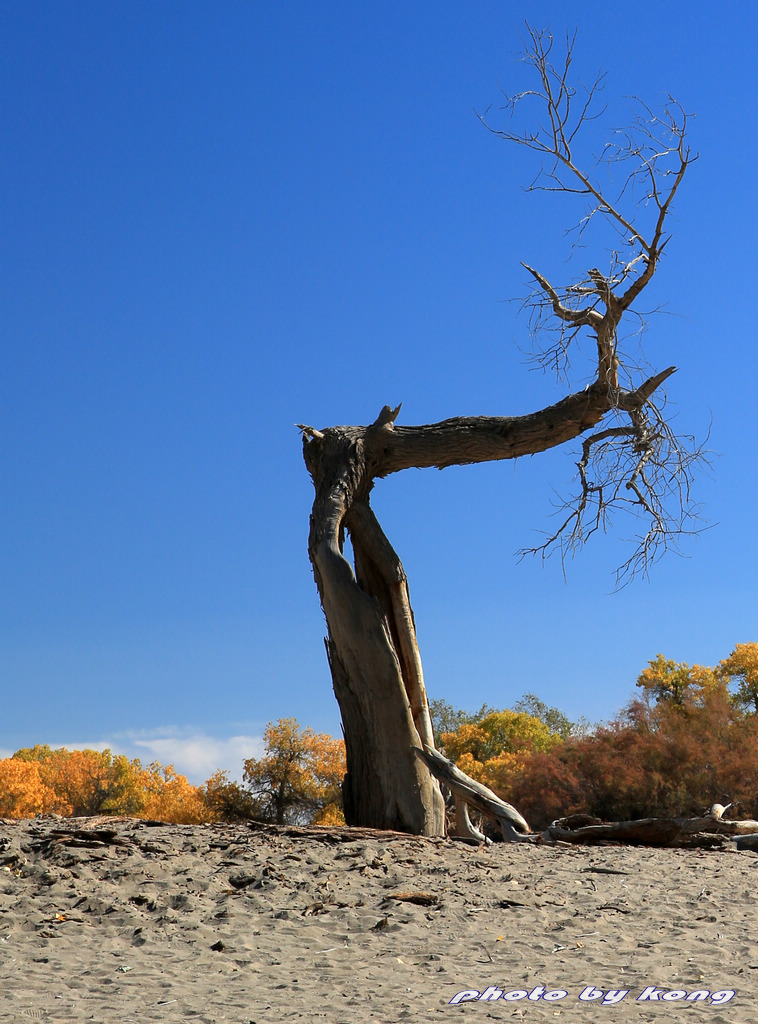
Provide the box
[299,28,704,836]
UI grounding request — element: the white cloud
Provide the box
[38,731,264,786]
[128,733,263,784]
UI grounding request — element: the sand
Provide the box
[1,816,756,1022]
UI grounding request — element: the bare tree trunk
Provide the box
[304,415,444,834]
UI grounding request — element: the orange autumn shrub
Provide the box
[437,650,758,831]
[313,802,346,826]
[505,687,758,829]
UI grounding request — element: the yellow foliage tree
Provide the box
[201,769,258,822]
[138,763,210,824]
[0,758,64,818]
[441,709,562,791]
[636,654,721,708]
[6,746,210,823]
[636,654,694,706]
[242,718,346,825]
[719,643,758,713]
[12,746,145,816]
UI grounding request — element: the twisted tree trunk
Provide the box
[301,377,669,835]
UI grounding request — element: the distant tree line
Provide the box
[432,643,758,830]
[0,720,346,826]
[0,746,210,822]
[2,644,756,829]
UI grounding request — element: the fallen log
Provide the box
[545,809,758,848]
[735,833,758,852]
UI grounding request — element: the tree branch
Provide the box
[522,263,603,328]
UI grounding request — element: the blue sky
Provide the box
[2,1,756,784]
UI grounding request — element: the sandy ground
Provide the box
[1,816,756,1023]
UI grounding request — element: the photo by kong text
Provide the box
[448,984,736,1006]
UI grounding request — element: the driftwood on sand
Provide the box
[545,807,758,848]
